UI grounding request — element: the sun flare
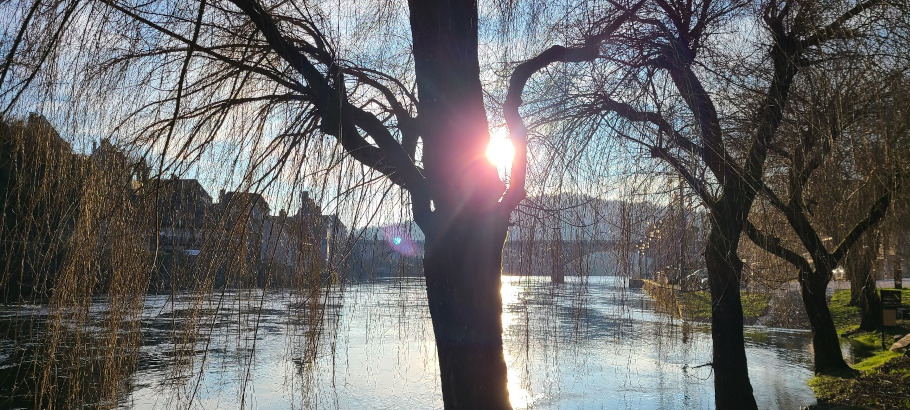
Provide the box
[485,138,515,170]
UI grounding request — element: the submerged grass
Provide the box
[641,280,770,320]
[810,288,910,409]
[677,291,770,320]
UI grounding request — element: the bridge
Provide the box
[346,238,653,283]
[501,239,646,282]
[502,239,624,253]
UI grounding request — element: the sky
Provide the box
[0,0,725,229]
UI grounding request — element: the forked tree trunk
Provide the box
[799,268,853,375]
[423,210,511,409]
[704,216,757,410]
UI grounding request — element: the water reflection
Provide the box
[499,275,816,409]
[0,276,820,408]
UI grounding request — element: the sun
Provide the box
[485,136,515,170]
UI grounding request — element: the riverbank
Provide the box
[810,288,910,409]
[641,279,770,322]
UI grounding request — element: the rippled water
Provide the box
[0,276,818,408]
[114,276,816,409]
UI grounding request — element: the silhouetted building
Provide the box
[209,190,269,285]
[260,192,349,286]
[25,113,71,155]
[156,178,212,252]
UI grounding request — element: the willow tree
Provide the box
[0,115,85,301]
[1,0,643,407]
[504,0,896,407]
[744,65,908,373]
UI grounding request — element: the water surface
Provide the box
[117,276,817,409]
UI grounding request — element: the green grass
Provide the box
[809,288,910,409]
[852,351,904,371]
[828,289,861,330]
[811,356,910,409]
[829,288,910,334]
[830,287,910,337]
[677,291,770,320]
[827,289,910,368]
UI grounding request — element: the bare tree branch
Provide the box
[649,144,716,209]
[800,0,884,49]
[744,219,813,273]
[0,0,42,92]
[830,187,893,262]
[502,1,644,210]
[227,0,427,192]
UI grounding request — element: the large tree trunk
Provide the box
[847,236,874,304]
[423,211,511,409]
[705,214,757,410]
[408,1,513,408]
[799,268,853,375]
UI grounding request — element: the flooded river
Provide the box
[2,276,818,409]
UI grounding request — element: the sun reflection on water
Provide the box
[501,278,535,408]
[504,350,534,409]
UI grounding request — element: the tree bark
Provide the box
[846,234,881,330]
[799,268,854,375]
[847,240,873,305]
[408,1,513,408]
[705,206,758,410]
[423,211,511,409]
[857,271,882,331]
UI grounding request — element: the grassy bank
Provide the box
[641,280,770,321]
[811,288,910,409]
[677,290,769,320]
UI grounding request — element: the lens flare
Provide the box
[485,138,515,169]
[383,225,418,256]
